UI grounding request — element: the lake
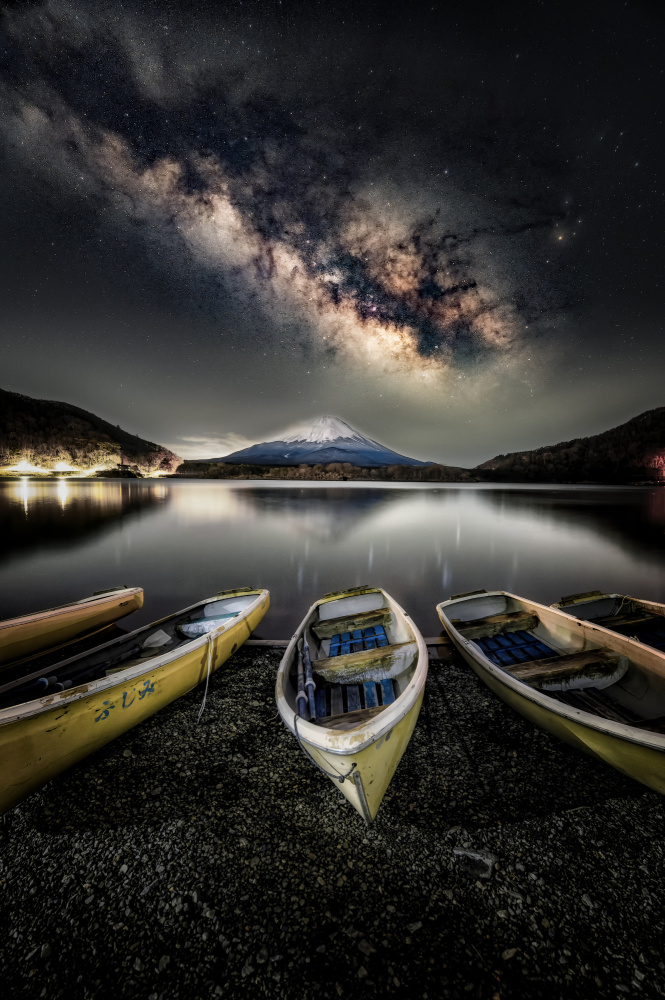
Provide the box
[2,478,665,638]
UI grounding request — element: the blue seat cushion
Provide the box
[478,629,556,668]
[363,682,379,709]
[346,685,361,712]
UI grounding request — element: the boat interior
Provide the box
[0,590,260,710]
[446,591,665,733]
[555,591,665,652]
[287,587,419,731]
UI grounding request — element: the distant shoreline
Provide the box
[1,471,662,487]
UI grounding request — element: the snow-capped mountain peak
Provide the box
[279,416,369,445]
[211,415,428,468]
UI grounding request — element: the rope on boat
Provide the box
[293,715,357,784]
[611,595,633,617]
[197,633,214,724]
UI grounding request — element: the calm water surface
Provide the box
[2,479,665,638]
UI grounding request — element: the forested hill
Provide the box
[477,407,665,483]
[0,388,180,473]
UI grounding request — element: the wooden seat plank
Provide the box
[312,607,392,640]
[313,641,415,684]
[506,649,625,685]
[456,611,539,641]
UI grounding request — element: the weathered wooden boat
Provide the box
[552,590,665,653]
[275,586,428,822]
[0,587,269,813]
[437,589,665,794]
[0,586,144,666]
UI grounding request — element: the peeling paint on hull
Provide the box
[0,592,269,813]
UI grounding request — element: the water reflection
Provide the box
[57,479,69,510]
[1,481,664,639]
[238,487,404,541]
[1,481,167,560]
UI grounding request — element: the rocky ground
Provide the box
[1,647,664,1000]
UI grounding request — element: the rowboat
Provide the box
[0,586,144,666]
[436,589,665,794]
[552,590,665,653]
[0,587,269,813]
[275,585,428,822]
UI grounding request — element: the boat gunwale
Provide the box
[0,587,144,633]
[276,587,428,755]
[550,591,622,611]
[437,590,665,751]
[0,588,269,726]
[550,591,665,683]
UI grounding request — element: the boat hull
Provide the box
[0,587,144,665]
[457,641,665,794]
[0,590,269,813]
[437,592,665,796]
[276,587,428,822]
[298,690,425,820]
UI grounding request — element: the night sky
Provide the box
[1,0,663,466]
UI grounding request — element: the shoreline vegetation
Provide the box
[0,388,180,476]
[0,461,663,485]
[173,461,480,482]
[1,465,662,485]
[1,387,664,485]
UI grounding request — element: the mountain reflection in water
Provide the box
[1,480,665,639]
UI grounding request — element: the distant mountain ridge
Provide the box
[478,407,665,482]
[215,415,429,468]
[0,388,180,473]
[3,388,662,483]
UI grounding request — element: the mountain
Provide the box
[213,415,429,468]
[477,407,665,483]
[0,388,181,474]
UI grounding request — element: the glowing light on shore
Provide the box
[3,459,53,475]
[73,465,113,477]
[0,460,116,477]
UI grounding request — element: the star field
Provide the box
[0,0,663,464]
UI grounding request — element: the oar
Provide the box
[303,636,317,722]
[0,643,143,708]
[56,644,142,683]
[0,675,49,708]
[296,640,308,719]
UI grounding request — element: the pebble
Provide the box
[452,847,497,879]
[1,649,664,999]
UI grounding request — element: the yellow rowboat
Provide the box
[276,586,427,822]
[551,590,665,655]
[0,587,269,813]
[0,586,144,666]
[437,589,665,795]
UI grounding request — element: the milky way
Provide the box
[0,1,572,378]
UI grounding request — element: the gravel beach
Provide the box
[1,646,664,999]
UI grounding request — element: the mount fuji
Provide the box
[212,416,429,468]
